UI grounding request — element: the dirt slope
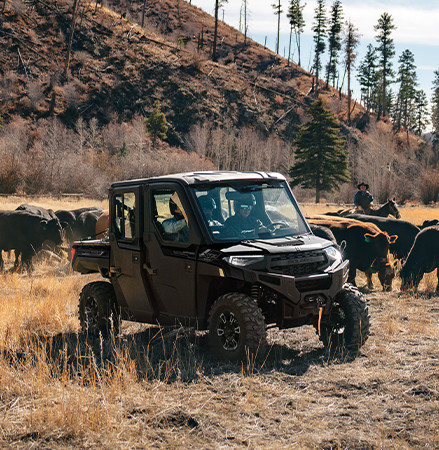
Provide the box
[0,0,370,146]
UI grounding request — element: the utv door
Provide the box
[109,187,155,322]
[143,184,199,324]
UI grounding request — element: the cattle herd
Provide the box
[307,212,439,294]
[0,204,104,272]
[0,202,438,294]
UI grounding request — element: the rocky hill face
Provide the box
[0,0,368,147]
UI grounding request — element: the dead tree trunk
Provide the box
[64,0,81,80]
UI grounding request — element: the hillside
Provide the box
[1,0,434,204]
[0,0,373,147]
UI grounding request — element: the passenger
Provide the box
[198,195,222,227]
[162,193,189,242]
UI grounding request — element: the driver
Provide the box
[224,193,263,237]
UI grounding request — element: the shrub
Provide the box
[419,170,439,204]
[274,95,283,105]
[186,122,292,174]
[27,81,45,109]
[0,116,29,193]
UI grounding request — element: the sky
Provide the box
[190,0,438,123]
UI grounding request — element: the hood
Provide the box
[220,234,334,256]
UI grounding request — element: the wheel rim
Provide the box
[216,312,240,351]
[328,304,346,336]
[84,295,99,329]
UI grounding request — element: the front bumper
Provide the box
[237,259,350,326]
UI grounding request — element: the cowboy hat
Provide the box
[357,182,369,189]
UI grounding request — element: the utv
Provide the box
[72,171,370,361]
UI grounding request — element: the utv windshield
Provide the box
[193,180,310,242]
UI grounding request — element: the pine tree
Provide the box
[287,0,306,66]
[357,44,379,113]
[344,21,360,126]
[411,89,429,136]
[289,98,350,202]
[394,49,418,136]
[432,70,439,151]
[272,0,283,55]
[312,0,326,94]
[325,0,343,88]
[374,12,396,118]
[146,100,168,145]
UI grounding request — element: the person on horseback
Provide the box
[354,182,374,214]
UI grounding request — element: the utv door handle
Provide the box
[143,263,157,275]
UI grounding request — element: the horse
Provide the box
[331,198,401,219]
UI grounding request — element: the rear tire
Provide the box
[208,292,267,362]
[319,284,370,352]
[79,281,120,337]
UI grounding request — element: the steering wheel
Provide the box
[267,221,290,230]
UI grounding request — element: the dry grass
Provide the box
[0,195,106,212]
[0,199,438,448]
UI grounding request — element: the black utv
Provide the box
[72,171,370,361]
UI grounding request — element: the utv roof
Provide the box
[111,171,286,188]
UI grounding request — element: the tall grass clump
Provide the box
[419,169,439,204]
[0,259,208,444]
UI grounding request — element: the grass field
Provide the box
[0,198,438,448]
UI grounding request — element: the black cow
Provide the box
[73,209,102,241]
[55,206,103,244]
[0,210,63,271]
[307,216,397,291]
[340,214,420,260]
[400,225,439,293]
[14,204,66,264]
[16,204,58,220]
[309,224,338,246]
[418,219,439,229]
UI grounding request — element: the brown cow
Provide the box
[307,216,398,291]
[95,210,109,238]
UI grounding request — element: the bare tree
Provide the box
[272,1,283,55]
[141,0,147,27]
[64,0,82,80]
[240,0,249,45]
[350,122,399,201]
[186,123,292,173]
[212,0,228,62]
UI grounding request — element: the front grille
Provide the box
[269,250,328,277]
[295,276,332,292]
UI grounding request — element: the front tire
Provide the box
[208,293,267,362]
[319,284,370,352]
[79,281,120,337]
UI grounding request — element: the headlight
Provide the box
[324,246,343,267]
[224,255,265,267]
